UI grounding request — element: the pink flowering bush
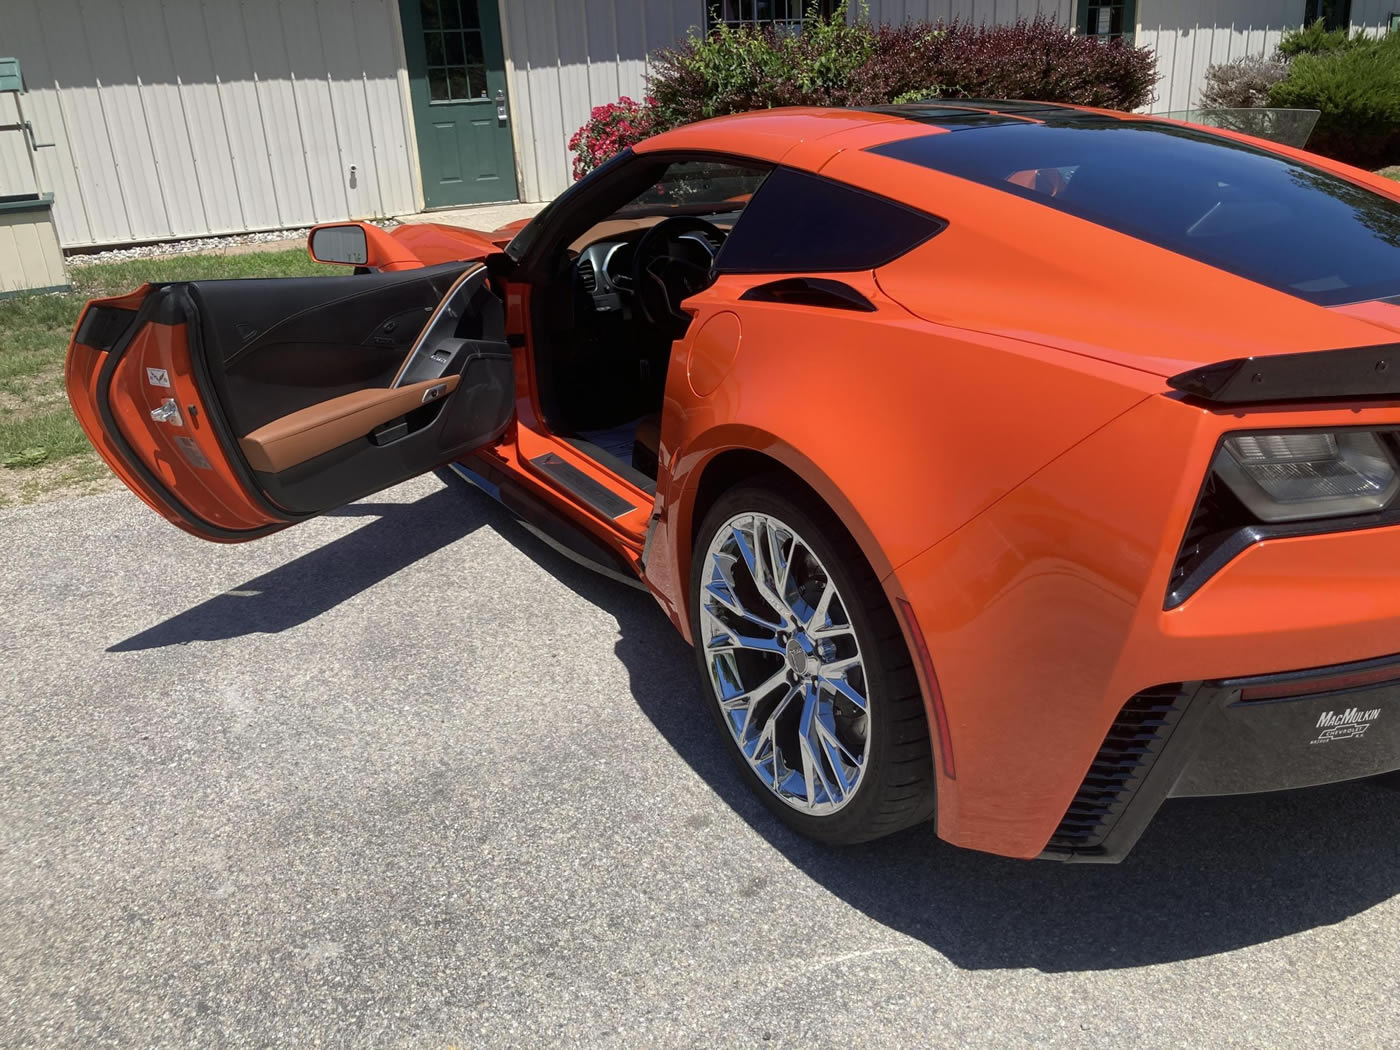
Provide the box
[567,96,658,180]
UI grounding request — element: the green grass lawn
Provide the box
[0,249,329,506]
[1380,166,1400,182]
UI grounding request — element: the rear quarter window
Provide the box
[870,121,1400,307]
[714,167,945,274]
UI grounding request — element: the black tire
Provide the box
[689,477,937,845]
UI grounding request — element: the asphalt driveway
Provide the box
[2,474,1399,1048]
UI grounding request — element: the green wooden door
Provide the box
[399,0,518,208]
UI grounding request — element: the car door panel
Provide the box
[193,263,467,435]
[250,335,513,515]
[67,265,516,541]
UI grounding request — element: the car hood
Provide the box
[384,221,524,267]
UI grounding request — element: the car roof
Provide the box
[633,99,1142,170]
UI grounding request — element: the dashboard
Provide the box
[575,241,634,313]
[574,229,724,314]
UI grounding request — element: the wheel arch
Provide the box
[670,430,899,635]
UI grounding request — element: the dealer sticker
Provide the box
[1311,707,1380,744]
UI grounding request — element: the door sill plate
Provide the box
[529,452,636,520]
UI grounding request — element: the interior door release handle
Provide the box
[495,90,507,125]
[421,383,448,404]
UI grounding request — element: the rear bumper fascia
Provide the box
[1040,652,1400,863]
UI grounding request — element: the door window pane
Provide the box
[467,65,487,98]
[428,67,449,102]
[447,68,468,101]
[423,0,487,104]
[445,32,465,66]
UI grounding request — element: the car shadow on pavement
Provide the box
[108,488,484,651]
[108,477,1400,972]
[443,485,1400,976]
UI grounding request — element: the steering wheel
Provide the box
[630,216,725,335]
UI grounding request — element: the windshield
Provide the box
[610,160,769,221]
[506,153,771,262]
[870,120,1400,307]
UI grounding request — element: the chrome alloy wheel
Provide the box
[700,511,871,814]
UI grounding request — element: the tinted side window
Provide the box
[869,121,1400,307]
[715,167,945,274]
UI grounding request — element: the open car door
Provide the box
[66,261,514,541]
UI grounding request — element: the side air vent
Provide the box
[739,277,876,312]
[578,258,597,294]
[1046,683,1191,854]
[1165,473,1256,609]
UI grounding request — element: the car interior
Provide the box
[106,158,772,530]
[525,158,772,491]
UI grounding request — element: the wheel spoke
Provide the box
[797,684,843,808]
[719,665,791,743]
[704,618,787,657]
[805,579,837,633]
[706,551,785,630]
[764,521,793,601]
[705,582,785,633]
[814,711,862,774]
[820,673,869,713]
[819,654,862,676]
[729,520,793,624]
[746,683,800,781]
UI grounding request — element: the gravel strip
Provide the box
[65,219,400,267]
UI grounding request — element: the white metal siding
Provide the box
[860,1,1073,24]
[499,0,705,203]
[1139,1,1394,113]
[1138,0,1301,111]
[0,0,419,248]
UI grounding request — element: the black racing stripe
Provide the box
[857,99,1124,129]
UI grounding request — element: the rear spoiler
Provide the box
[1168,342,1400,404]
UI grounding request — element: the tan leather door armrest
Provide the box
[239,376,459,474]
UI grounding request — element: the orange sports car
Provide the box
[67,101,1400,862]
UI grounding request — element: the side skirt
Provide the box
[443,459,647,591]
